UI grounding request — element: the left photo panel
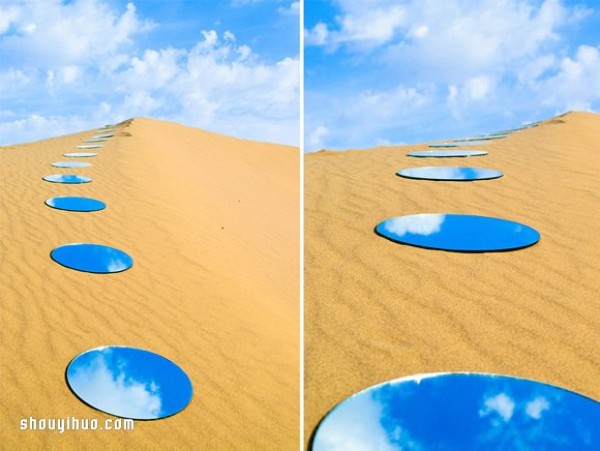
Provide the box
[0,1,300,449]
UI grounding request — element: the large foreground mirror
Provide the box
[375,213,539,252]
[312,373,600,450]
[42,174,92,184]
[397,167,503,181]
[51,243,133,273]
[45,196,106,212]
[407,150,488,158]
[66,346,193,420]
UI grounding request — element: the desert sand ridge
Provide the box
[305,111,600,441]
[0,117,299,449]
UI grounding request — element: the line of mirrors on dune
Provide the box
[311,373,600,450]
[39,122,194,420]
[310,119,600,449]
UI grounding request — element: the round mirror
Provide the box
[397,167,503,181]
[51,243,133,273]
[375,213,540,252]
[63,152,98,158]
[45,196,105,212]
[312,373,600,450]
[51,161,91,168]
[42,174,92,184]
[407,150,488,158]
[66,346,193,420]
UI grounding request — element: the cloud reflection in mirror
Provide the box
[376,214,540,252]
[66,346,193,420]
[397,167,503,181]
[42,174,92,184]
[312,373,600,450]
[51,243,133,273]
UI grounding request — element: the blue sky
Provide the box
[304,0,600,151]
[0,0,299,146]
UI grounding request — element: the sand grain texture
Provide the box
[305,111,600,442]
[0,118,299,450]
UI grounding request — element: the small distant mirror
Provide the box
[42,174,92,184]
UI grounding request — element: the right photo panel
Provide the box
[304,1,600,449]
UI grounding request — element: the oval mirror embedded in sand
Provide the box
[428,143,459,148]
[93,134,113,138]
[66,346,193,420]
[397,167,503,181]
[407,150,488,158]
[45,196,105,212]
[312,373,600,450]
[76,144,103,149]
[375,213,539,251]
[51,161,91,168]
[51,243,132,273]
[63,152,98,158]
[42,174,92,184]
[83,138,108,143]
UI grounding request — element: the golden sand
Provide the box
[0,118,299,449]
[304,111,600,441]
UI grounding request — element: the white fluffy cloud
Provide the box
[305,0,598,150]
[0,1,299,146]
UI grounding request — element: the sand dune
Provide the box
[304,111,600,441]
[0,118,299,449]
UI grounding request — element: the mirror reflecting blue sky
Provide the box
[313,373,600,450]
[42,174,92,184]
[458,135,506,141]
[63,152,98,158]
[429,143,460,148]
[51,161,91,168]
[66,346,193,420]
[76,144,103,149]
[45,196,105,212]
[83,138,108,143]
[51,243,133,273]
[397,167,503,181]
[376,214,540,252]
[408,150,488,158]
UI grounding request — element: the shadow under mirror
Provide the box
[397,167,503,181]
[42,174,92,184]
[51,161,91,168]
[407,150,488,158]
[375,213,540,252]
[51,243,133,273]
[312,373,600,450]
[66,346,193,420]
[45,196,106,212]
